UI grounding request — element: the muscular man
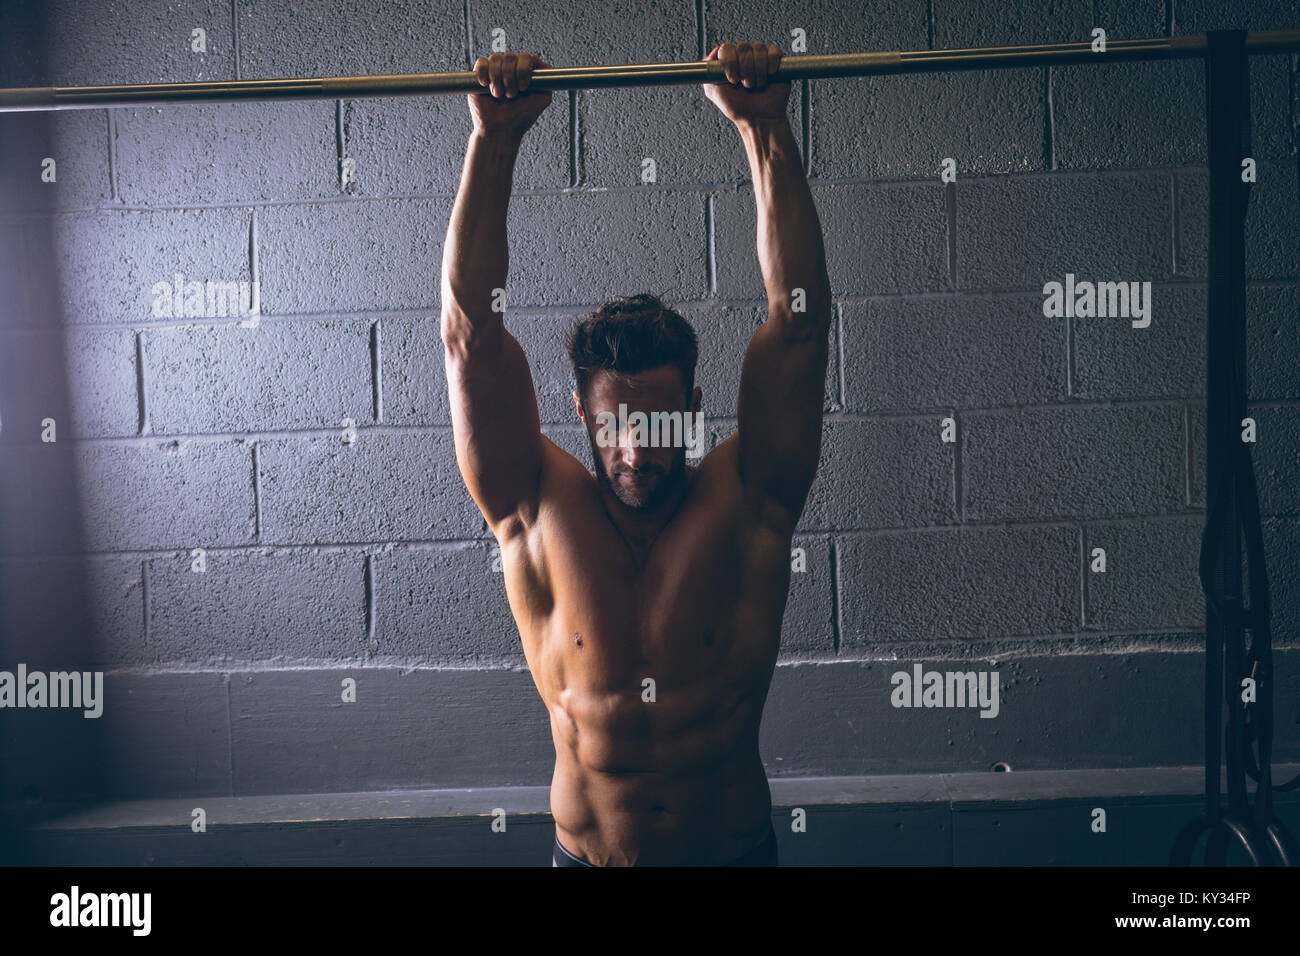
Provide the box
[440,41,831,865]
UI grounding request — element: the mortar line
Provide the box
[829,536,842,653]
[364,554,375,659]
[129,333,146,440]
[106,110,119,202]
[335,99,346,191]
[945,180,957,288]
[1078,524,1089,629]
[463,0,473,66]
[231,0,241,81]
[953,408,963,522]
[705,193,716,296]
[801,79,812,177]
[835,301,846,409]
[252,442,262,540]
[371,320,383,422]
[1170,172,1181,274]
[695,0,706,60]
[1045,66,1056,171]
[1066,313,1075,397]
[570,90,580,188]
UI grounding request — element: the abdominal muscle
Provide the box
[546,684,775,865]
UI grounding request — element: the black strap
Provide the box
[1188,30,1296,865]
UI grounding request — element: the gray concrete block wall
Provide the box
[0,0,1298,803]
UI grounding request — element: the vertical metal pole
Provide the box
[1203,29,1250,840]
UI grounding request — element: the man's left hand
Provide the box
[703,42,789,125]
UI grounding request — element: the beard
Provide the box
[587,434,686,512]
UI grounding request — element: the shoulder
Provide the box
[698,430,800,539]
[493,435,594,542]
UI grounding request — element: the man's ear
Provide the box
[689,385,702,415]
[572,389,586,424]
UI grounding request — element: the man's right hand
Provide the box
[469,52,552,136]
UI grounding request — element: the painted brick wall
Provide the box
[1,0,1298,804]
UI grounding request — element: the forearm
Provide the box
[736,118,832,336]
[441,128,524,348]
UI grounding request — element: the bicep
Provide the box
[736,308,831,532]
[444,310,544,529]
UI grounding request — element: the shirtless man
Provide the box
[440,41,831,866]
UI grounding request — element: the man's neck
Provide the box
[595,466,696,555]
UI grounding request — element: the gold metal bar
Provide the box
[1,30,1297,112]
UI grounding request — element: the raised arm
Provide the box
[705,42,833,535]
[441,52,552,532]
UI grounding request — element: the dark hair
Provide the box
[567,293,698,407]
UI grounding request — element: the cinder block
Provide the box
[1250,404,1300,517]
[115,102,338,205]
[1263,518,1300,640]
[383,310,591,428]
[1175,0,1300,31]
[842,293,1067,412]
[1176,164,1300,281]
[1247,285,1300,401]
[779,534,835,657]
[42,208,252,326]
[1187,402,1204,507]
[143,318,373,434]
[0,112,112,212]
[932,0,1093,47]
[0,554,144,665]
[256,199,450,314]
[956,172,1172,291]
[698,303,837,415]
[811,68,1044,180]
[1092,0,1167,39]
[237,0,464,79]
[344,93,570,195]
[28,440,256,551]
[146,548,365,663]
[716,181,949,299]
[837,526,1079,644]
[541,423,592,466]
[0,3,42,87]
[707,0,926,55]
[472,0,694,68]
[1072,284,1206,400]
[257,433,484,544]
[1053,60,1205,169]
[379,314,449,426]
[227,669,554,794]
[800,418,957,532]
[0,328,138,440]
[30,0,235,86]
[506,190,708,307]
[1083,516,1205,630]
[372,543,522,664]
[962,404,1185,520]
[581,84,798,187]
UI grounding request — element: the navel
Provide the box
[573,632,584,648]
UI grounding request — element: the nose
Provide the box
[621,441,653,469]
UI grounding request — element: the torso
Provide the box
[498,434,794,865]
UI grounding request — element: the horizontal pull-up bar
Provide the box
[2,29,1298,112]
